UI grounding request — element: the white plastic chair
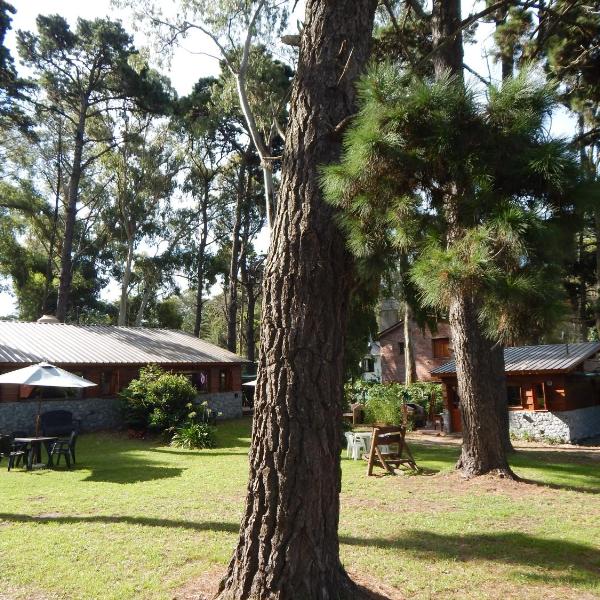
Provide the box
[352,434,369,460]
[344,431,355,458]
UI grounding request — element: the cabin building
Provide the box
[432,342,600,443]
[0,321,246,433]
[378,319,452,383]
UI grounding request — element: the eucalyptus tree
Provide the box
[215,1,379,598]
[122,0,291,228]
[100,115,179,326]
[17,15,170,321]
[175,77,235,337]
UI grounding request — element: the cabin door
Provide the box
[448,385,462,433]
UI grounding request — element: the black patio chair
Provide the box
[49,431,78,468]
[40,411,80,437]
[0,435,29,471]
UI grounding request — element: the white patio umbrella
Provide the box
[242,379,257,387]
[0,362,96,435]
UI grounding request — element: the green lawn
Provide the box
[1,419,599,599]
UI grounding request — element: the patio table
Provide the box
[13,437,57,470]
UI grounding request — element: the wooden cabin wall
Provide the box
[0,363,243,404]
[564,376,600,410]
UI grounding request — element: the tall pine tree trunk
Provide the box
[216,1,378,598]
[450,293,512,475]
[433,0,512,477]
[56,106,86,322]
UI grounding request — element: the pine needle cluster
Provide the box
[322,65,580,345]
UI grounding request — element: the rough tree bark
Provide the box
[215,1,378,598]
[450,293,512,475]
[432,0,513,477]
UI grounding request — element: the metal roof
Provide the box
[0,322,246,365]
[431,341,600,376]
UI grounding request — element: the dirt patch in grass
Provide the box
[173,568,405,600]
[172,565,224,600]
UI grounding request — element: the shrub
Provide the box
[120,365,198,433]
[345,380,443,427]
[363,383,406,426]
[170,422,217,449]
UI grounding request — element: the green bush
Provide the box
[170,422,217,449]
[120,365,199,433]
[345,380,443,427]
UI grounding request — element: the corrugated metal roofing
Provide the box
[0,322,246,365]
[432,341,600,375]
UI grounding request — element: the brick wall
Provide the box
[380,321,452,383]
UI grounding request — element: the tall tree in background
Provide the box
[216,1,378,597]
[544,0,600,338]
[17,15,169,321]
[101,116,178,326]
[0,0,29,134]
[125,0,290,229]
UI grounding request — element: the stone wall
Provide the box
[508,406,600,443]
[0,391,244,434]
[196,391,243,420]
[0,397,122,434]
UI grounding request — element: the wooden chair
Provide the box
[364,425,419,476]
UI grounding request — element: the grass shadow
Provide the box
[0,512,239,533]
[341,529,600,588]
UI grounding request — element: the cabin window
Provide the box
[191,371,209,393]
[432,338,451,359]
[398,342,405,354]
[362,358,375,373]
[219,369,231,392]
[506,385,523,408]
[533,383,546,410]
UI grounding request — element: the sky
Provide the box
[0,1,575,317]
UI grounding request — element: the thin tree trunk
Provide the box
[134,283,152,327]
[194,181,210,337]
[56,105,86,322]
[118,233,134,326]
[245,281,257,363]
[216,1,378,598]
[403,302,416,384]
[226,160,246,353]
[495,4,514,81]
[576,229,588,340]
[42,122,62,315]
